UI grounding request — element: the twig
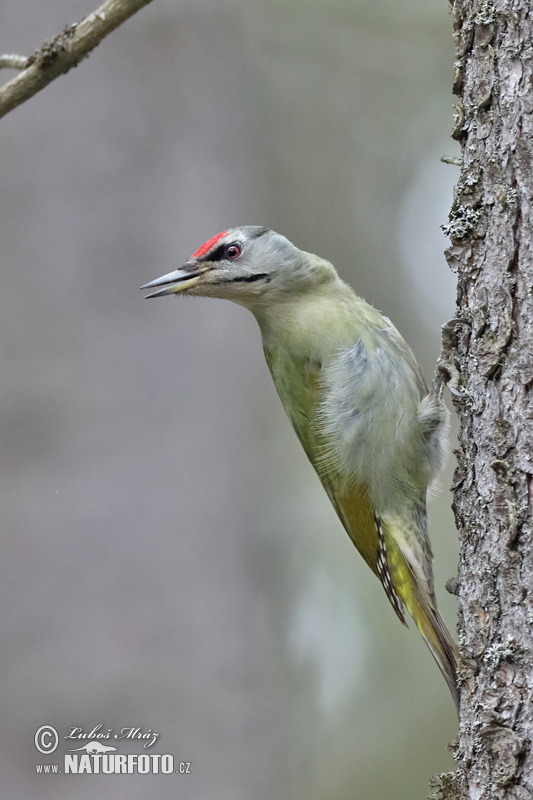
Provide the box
[0,0,155,120]
[0,55,29,70]
[441,155,461,166]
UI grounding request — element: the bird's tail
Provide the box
[383,527,460,713]
[408,586,460,714]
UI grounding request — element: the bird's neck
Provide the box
[252,279,367,360]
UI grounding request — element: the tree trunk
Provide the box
[437,1,533,798]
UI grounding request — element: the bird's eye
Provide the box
[225,243,242,260]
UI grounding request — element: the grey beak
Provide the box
[141,264,209,298]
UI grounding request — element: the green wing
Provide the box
[263,344,381,575]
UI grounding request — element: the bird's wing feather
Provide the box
[263,344,382,577]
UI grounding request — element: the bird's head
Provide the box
[141,226,337,308]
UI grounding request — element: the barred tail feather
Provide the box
[374,515,408,626]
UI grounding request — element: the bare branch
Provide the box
[0,55,29,70]
[0,0,155,120]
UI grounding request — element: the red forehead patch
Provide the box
[191,230,228,259]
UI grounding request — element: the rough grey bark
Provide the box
[436,1,533,798]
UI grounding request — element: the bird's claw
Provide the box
[433,318,470,398]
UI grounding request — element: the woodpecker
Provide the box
[142,226,459,710]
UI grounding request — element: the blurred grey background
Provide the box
[0,1,460,798]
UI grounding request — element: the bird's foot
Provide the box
[433,318,470,397]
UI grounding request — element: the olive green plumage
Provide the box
[143,226,459,711]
